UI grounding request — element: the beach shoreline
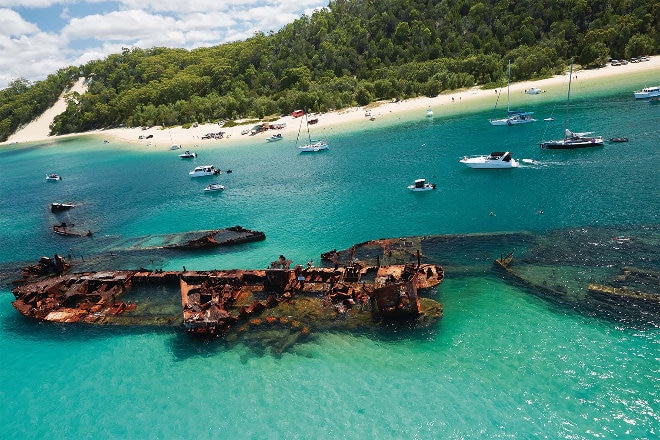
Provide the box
[2,56,658,149]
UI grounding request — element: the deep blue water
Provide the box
[0,73,658,438]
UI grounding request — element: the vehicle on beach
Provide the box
[633,86,660,99]
[266,134,283,142]
[540,61,603,149]
[189,165,221,177]
[178,150,197,158]
[46,173,62,181]
[459,151,519,168]
[291,109,304,118]
[203,183,225,192]
[489,61,535,126]
[407,178,436,191]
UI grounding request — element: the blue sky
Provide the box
[0,1,328,89]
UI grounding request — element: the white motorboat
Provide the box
[459,152,519,168]
[633,86,660,99]
[426,108,433,117]
[266,134,283,142]
[489,61,535,126]
[540,61,603,149]
[525,87,544,95]
[189,165,220,177]
[169,144,182,150]
[203,183,225,192]
[407,178,436,191]
[178,150,197,158]
[46,173,62,181]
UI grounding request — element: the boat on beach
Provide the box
[189,165,221,177]
[407,178,436,191]
[178,150,197,158]
[459,151,519,168]
[633,86,660,99]
[46,173,62,181]
[489,61,535,126]
[540,61,604,149]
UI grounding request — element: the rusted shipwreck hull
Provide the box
[11,258,444,336]
[180,262,444,336]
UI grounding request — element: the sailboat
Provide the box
[540,61,604,149]
[489,61,535,126]
[296,109,328,152]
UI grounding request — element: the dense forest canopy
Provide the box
[0,0,656,141]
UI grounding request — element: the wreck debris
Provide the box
[53,222,93,237]
[12,256,444,338]
[162,226,265,250]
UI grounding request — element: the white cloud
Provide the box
[0,8,39,35]
[0,1,329,89]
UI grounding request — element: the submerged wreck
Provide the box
[11,252,444,338]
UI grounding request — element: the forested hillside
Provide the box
[1,0,656,141]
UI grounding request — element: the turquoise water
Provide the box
[1,75,659,438]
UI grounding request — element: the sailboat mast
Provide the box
[305,109,312,143]
[564,61,573,138]
[506,60,511,113]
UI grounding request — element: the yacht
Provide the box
[459,152,519,169]
[189,165,220,177]
[178,150,197,158]
[633,86,660,99]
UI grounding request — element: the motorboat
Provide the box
[407,179,436,191]
[525,87,544,95]
[489,61,535,126]
[203,183,225,192]
[633,86,660,99]
[46,173,62,181]
[51,202,75,212]
[459,151,519,168]
[540,61,603,149]
[178,150,197,158]
[169,144,181,150]
[298,141,328,152]
[608,137,629,143]
[426,108,434,117]
[189,165,220,177]
[266,134,283,142]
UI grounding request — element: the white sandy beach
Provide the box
[3,56,659,149]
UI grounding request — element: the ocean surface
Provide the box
[1,72,659,439]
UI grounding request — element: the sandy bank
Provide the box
[2,57,658,149]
